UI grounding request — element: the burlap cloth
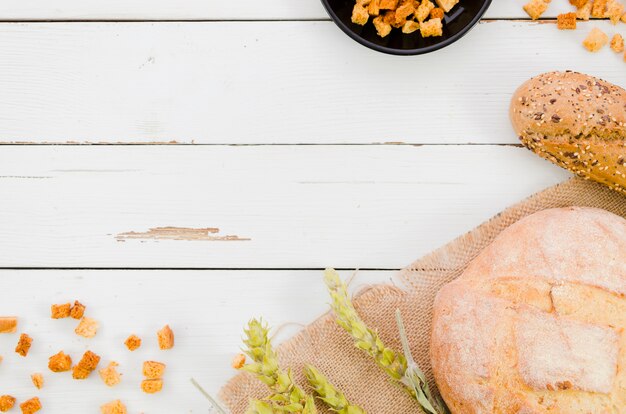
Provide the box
[219,177,626,413]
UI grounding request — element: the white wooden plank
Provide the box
[0,0,599,20]
[0,145,569,268]
[0,21,624,145]
[0,269,393,412]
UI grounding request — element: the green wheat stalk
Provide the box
[304,365,366,414]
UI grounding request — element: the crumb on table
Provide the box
[583,27,609,52]
[611,33,625,52]
[31,373,44,389]
[15,333,33,357]
[124,334,142,351]
[141,378,164,394]
[19,397,41,414]
[143,361,166,379]
[48,351,72,372]
[231,353,246,369]
[157,325,174,350]
[0,395,16,412]
[70,301,86,319]
[0,317,18,334]
[100,400,127,414]
[75,317,99,338]
[99,362,122,387]
[51,303,71,319]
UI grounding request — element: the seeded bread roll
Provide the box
[510,71,626,193]
[431,207,626,414]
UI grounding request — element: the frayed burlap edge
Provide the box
[219,177,626,414]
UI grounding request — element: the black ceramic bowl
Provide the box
[321,0,492,55]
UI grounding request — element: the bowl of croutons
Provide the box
[321,0,492,55]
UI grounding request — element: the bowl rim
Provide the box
[319,0,493,56]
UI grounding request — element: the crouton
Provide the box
[75,317,99,338]
[141,379,163,394]
[415,0,435,22]
[124,334,142,351]
[373,15,393,37]
[569,0,587,7]
[143,361,166,380]
[157,325,174,350]
[576,0,593,18]
[592,0,608,17]
[606,0,624,23]
[583,27,609,51]
[368,0,381,15]
[31,373,44,390]
[51,303,71,319]
[19,397,41,414]
[622,11,626,21]
[430,7,445,19]
[352,4,370,25]
[72,350,100,380]
[15,333,32,357]
[101,400,127,414]
[523,0,548,20]
[0,317,17,334]
[435,0,458,12]
[611,33,624,52]
[231,354,246,369]
[420,17,443,37]
[557,12,577,29]
[379,0,399,9]
[99,362,121,387]
[48,351,72,372]
[70,301,86,319]
[0,396,15,412]
[395,1,415,24]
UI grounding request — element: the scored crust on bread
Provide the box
[510,71,626,194]
[431,207,626,413]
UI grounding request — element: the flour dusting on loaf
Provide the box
[431,207,626,414]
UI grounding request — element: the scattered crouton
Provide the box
[231,354,246,369]
[48,351,72,372]
[0,317,17,334]
[591,0,608,17]
[143,361,166,380]
[31,373,44,390]
[373,15,393,37]
[523,0,548,20]
[99,362,122,387]
[157,325,174,350]
[569,0,587,7]
[415,0,435,22]
[430,7,445,19]
[100,400,127,414]
[51,303,71,319]
[611,33,624,52]
[75,317,99,338]
[402,20,420,33]
[0,396,15,412]
[557,12,577,29]
[606,0,624,23]
[15,333,32,357]
[19,397,41,414]
[435,0,458,12]
[70,301,86,320]
[420,17,443,37]
[583,27,609,52]
[124,334,142,351]
[72,350,101,380]
[576,0,593,19]
[352,4,370,25]
[141,379,163,394]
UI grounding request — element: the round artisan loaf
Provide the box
[431,207,626,414]
[510,71,626,193]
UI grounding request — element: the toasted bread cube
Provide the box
[557,12,577,29]
[420,17,443,37]
[141,379,163,394]
[51,303,71,319]
[72,350,100,379]
[31,373,44,389]
[101,400,127,414]
[351,4,370,25]
[569,0,587,7]
[591,0,608,17]
[368,0,381,15]
[48,351,72,372]
[70,301,86,319]
[124,334,142,351]
[157,325,174,350]
[372,16,393,37]
[231,354,246,369]
[381,10,403,27]
[0,317,17,334]
[583,27,609,51]
[611,33,624,52]
[142,361,166,379]
[435,0,458,12]
[606,0,624,23]
[402,20,420,33]
[15,333,32,357]
[523,0,548,19]
[576,0,593,18]
[75,317,99,338]
[0,396,15,412]
[622,11,626,21]
[19,397,41,414]
[379,0,399,9]
[430,7,445,19]
[415,0,435,22]
[99,362,122,387]
[395,1,415,24]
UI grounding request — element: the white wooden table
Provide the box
[0,1,623,412]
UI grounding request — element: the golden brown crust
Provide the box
[100,400,127,414]
[0,317,18,334]
[19,397,41,414]
[31,373,44,390]
[99,362,122,387]
[141,379,163,394]
[15,333,33,357]
[70,301,86,319]
[142,361,166,379]
[510,71,626,194]
[72,350,100,380]
[48,351,72,372]
[124,334,142,351]
[157,325,174,350]
[51,303,71,319]
[0,395,16,412]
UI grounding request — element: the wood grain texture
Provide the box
[0,21,623,144]
[0,145,568,268]
[0,0,596,20]
[0,269,393,412]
